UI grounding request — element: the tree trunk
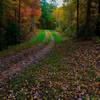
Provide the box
[86,0,91,26]
[97,0,100,36]
[98,0,100,13]
[85,0,92,38]
[77,0,79,36]
[18,0,21,33]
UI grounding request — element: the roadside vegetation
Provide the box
[0,30,62,57]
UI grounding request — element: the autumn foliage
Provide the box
[0,0,41,50]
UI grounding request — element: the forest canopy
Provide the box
[0,0,100,50]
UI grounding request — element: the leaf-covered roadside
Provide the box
[0,40,100,100]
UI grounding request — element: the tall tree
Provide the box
[76,0,79,36]
[86,0,91,28]
[40,0,56,29]
[96,0,100,36]
[18,0,21,33]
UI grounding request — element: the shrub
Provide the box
[5,20,20,46]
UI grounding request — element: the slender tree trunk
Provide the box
[15,8,17,23]
[97,0,100,36]
[76,0,79,36]
[29,17,35,33]
[18,0,21,33]
[95,0,100,36]
[86,0,91,26]
[85,0,92,38]
[98,0,100,13]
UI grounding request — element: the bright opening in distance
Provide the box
[47,0,63,7]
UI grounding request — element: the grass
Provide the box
[0,31,45,57]
[0,30,62,57]
[0,41,33,57]
[49,30,62,43]
[32,29,62,44]
[31,30,46,44]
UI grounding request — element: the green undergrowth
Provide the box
[0,30,45,57]
[49,30,62,43]
[31,30,46,44]
[0,30,62,57]
[0,41,33,57]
